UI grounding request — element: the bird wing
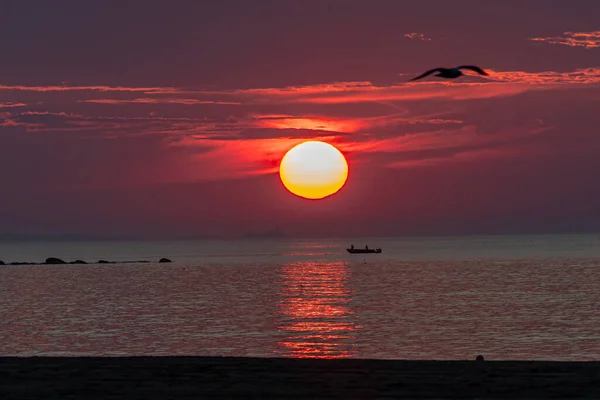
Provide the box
[457,65,488,75]
[409,68,445,81]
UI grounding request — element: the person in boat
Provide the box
[350,244,354,250]
[365,245,369,250]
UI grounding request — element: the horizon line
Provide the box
[0,231,598,243]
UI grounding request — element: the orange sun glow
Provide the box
[279,141,348,199]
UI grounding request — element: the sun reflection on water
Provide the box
[276,261,361,359]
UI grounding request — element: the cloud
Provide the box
[7,101,462,143]
[0,102,27,108]
[0,84,179,93]
[388,144,547,169]
[4,67,599,115]
[20,111,82,118]
[487,67,600,83]
[252,114,362,133]
[80,98,241,105]
[163,135,329,182]
[404,32,431,41]
[0,118,43,129]
[1,65,598,187]
[530,31,600,49]
[248,113,460,134]
[201,67,600,105]
[172,121,554,182]
[382,124,554,169]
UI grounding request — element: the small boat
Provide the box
[346,247,382,254]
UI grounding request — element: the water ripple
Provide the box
[1,258,599,360]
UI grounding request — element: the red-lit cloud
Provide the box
[0,84,178,93]
[3,67,599,110]
[249,113,460,134]
[0,67,599,186]
[253,115,362,133]
[81,98,241,105]
[530,31,600,49]
[0,102,27,108]
[199,68,600,105]
[404,32,432,41]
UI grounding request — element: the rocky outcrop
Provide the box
[4,258,171,265]
[45,257,67,264]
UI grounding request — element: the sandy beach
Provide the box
[1,356,599,399]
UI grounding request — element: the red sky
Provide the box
[1,0,600,238]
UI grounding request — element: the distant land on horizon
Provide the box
[0,230,598,243]
[0,233,143,242]
[239,228,287,240]
[0,230,288,242]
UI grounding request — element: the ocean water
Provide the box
[1,234,600,360]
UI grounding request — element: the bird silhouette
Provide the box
[409,65,488,81]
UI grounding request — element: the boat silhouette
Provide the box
[346,247,382,254]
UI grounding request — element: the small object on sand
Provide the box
[45,257,67,265]
[159,258,172,263]
[476,355,484,361]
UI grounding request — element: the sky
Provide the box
[1,0,600,239]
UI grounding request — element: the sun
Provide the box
[279,141,348,200]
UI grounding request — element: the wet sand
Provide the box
[1,356,599,399]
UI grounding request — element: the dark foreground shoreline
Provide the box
[1,356,599,399]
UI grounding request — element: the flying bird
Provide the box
[409,65,488,81]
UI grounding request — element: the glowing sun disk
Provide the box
[279,141,348,199]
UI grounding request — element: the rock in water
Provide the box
[71,260,87,264]
[159,258,172,263]
[45,257,67,264]
[98,260,111,264]
[0,260,5,265]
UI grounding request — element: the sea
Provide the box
[1,234,599,360]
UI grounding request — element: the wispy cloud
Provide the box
[1,65,598,185]
[0,118,43,129]
[530,31,600,49]
[485,67,600,83]
[384,124,554,169]
[252,114,362,133]
[0,84,179,93]
[404,32,432,41]
[0,102,27,108]
[80,98,241,105]
[179,122,553,181]
[5,67,599,112]
[249,113,460,134]
[203,67,600,105]
[388,146,525,169]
